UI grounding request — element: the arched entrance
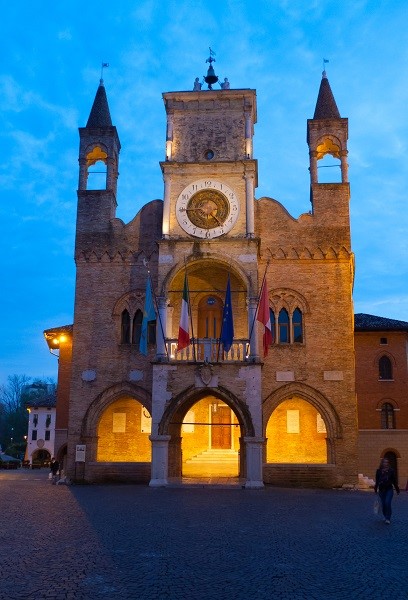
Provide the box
[32,448,51,467]
[181,396,240,477]
[383,450,398,482]
[157,387,257,483]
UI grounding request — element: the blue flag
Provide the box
[220,275,234,352]
[139,277,156,355]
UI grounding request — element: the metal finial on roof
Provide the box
[204,47,219,90]
[100,61,109,84]
[322,58,329,79]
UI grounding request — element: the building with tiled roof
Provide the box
[355,313,408,488]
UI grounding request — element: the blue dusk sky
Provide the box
[1,1,407,385]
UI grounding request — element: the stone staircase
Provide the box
[185,449,239,465]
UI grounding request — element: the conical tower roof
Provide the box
[86,80,112,127]
[313,71,340,119]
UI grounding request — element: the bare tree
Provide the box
[0,374,32,415]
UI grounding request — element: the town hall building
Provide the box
[44,58,360,488]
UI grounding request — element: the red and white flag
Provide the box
[256,276,272,356]
[177,274,190,351]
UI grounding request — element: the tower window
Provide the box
[380,337,388,345]
[379,356,393,380]
[381,403,395,429]
[278,309,289,343]
[292,308,303,343]
[86,146,108,190]
[204,149,214,160]
[269,310,276,344]
[121,310,131,344]
[132,310,143,345]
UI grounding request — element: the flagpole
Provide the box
[185,263,197,362]
[151,275,170,361]
[143,264,169,361]
[248,260,270,350]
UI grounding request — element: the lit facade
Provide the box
[46,64,360,488]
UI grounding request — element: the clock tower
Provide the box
[160,66,257,240]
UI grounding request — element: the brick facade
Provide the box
[46,70,362,488]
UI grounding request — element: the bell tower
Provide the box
[160,53,257,241]
[307,70,350,232]
[76,78,121,240]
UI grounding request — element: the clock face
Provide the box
[176,179,239,239]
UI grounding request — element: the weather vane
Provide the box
[323,58,329,72]
[100,62,109,82]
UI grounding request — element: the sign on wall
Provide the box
[75,445,86,462]
[113,412,126,433]
[286,410,300,433]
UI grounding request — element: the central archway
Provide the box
[159,386,255,480]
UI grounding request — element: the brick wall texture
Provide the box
[58,86,364,488]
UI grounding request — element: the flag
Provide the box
[139,277,156,355]
[220,275,234,352]
[177,274,190,352]
[256,276,272,357]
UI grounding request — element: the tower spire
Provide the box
[313,70,341,119]
[86,80,113,128]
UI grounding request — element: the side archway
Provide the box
[263,382,342,465]
[81,382,152,463]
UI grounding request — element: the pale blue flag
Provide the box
[139,277,156,355]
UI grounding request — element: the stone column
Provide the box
[340,151,349,183]
[309,151,318,184]
[245,173,255,238]
[78,157,88,190]
[247,296,259,361]
[166,113,174,160]
[162,173,171,238]
[245,112,252,158]
[149,435,171,487]
[244,436,265,489]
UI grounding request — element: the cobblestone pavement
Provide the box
[1,470,407,600]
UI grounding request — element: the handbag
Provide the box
[373,498,380,515]
[48,472,53,480]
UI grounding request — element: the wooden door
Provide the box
[198,295,223,339]
[211,406,231,449]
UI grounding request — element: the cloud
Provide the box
[58,29,72,41]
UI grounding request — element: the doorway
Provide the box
[198,295,223,339]
[211,405,232,449]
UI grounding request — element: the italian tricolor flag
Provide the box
[256,275,273,357]
[177,274,190,351]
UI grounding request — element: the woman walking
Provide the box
[374,457,400,524]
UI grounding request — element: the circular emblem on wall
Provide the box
[37,439,45,448]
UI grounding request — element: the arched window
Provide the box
[132,310,143,345]
[379,356,393,380]
[278,309,289,343]
[381,403,395,429]
[269,310,276,344]
[121,310,131,344]
[292,308,303,343]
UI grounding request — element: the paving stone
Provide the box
[0,470,407,599]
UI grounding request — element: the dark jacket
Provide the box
[50,460,60,475]
[374,467,400,494]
